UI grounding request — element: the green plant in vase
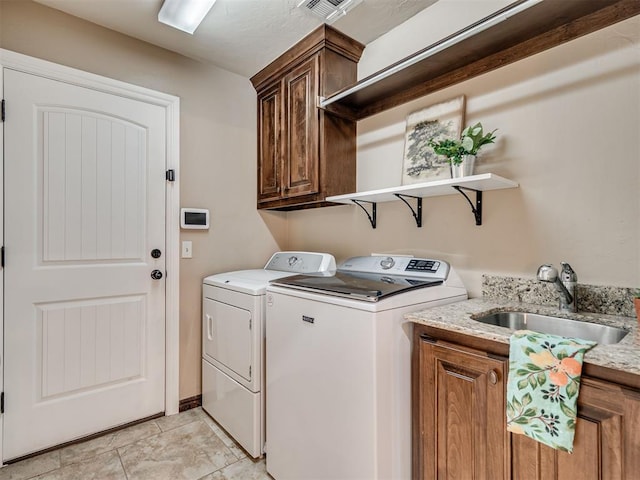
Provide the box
[428,122,497,176]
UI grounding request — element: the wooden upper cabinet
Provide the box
[250,25,364,210]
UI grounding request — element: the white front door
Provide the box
[3,69,167,460]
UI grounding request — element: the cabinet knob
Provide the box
[488,370,499,385]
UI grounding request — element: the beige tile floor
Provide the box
[0,407,272,480]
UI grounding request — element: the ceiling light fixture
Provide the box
[158,0,217,34]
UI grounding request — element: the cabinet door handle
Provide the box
[488,369,499,385]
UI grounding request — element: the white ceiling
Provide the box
[34,0,437,78]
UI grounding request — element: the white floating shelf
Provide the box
[326,173,519,228]
[326,173,518,204]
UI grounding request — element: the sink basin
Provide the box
[473,311,629,345]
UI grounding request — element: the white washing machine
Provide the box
[201,251,335,458]
[265,255,468,479]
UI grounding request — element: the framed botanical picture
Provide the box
[401,96,465,184]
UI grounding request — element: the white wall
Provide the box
[287,5,640,299]
[358,0,512,78]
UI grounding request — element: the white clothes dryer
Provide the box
[201,251,335,457]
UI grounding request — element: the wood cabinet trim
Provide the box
[250,24,364,92]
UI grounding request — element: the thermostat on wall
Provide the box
[181,208,209,229]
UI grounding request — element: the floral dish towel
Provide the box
[506,329,596,452]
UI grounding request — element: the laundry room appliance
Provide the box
[202,252,336,458]
[265,255,467,479]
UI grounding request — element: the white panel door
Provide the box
[3,69,166,460]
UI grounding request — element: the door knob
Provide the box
[151,270,163,280]
[151,249,162,258]
[488,370,499,385]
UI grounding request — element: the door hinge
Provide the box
[166,169,175,182]
[1,99,5,122]
[249,318,252,330]
[1,392,4,414]
[249,366,252,378]
[1,246,4,268]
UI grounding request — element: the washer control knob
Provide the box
[288,256,299,267]
[380,256,395,270]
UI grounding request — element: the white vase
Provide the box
[451,155,476,178]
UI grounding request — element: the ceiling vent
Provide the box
[297,0,363,24]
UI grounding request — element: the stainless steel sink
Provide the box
[472,311,629,345]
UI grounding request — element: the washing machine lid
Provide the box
[270,271,443,302]
[269,255,451,302]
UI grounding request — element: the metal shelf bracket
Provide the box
[453,186,483,225]
[352,199,377,229]
[394,194,423,227]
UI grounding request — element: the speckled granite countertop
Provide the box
[405,298,640,378]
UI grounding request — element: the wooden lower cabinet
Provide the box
[413,325,640,480]
[413,332,508,480]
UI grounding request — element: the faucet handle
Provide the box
[537,264,558,282]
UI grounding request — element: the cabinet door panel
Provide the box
[257,82,283,203]
[510,377,632,480]
[511,419,606,480]
[511,434,555,480]
[436,363,475,478]
[284,56,319,198]
[556,414,605,480]
[414,338,507,480]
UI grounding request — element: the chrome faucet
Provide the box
[536,262,577,313]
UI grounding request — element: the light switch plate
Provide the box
[182,241,193,258]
